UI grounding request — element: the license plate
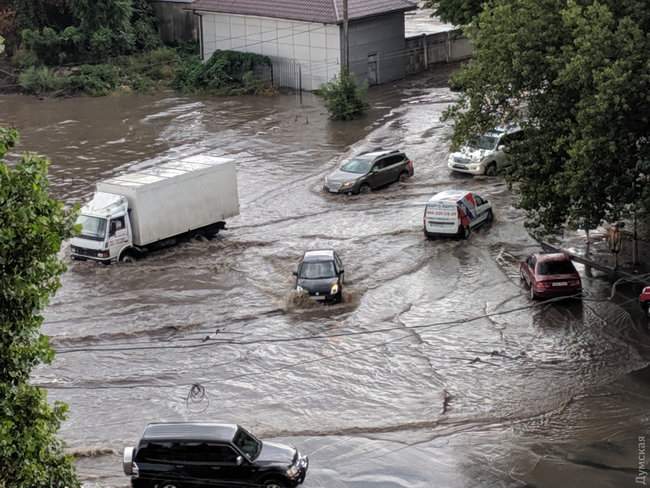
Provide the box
[552,282,568,287]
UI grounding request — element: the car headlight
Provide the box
[287,464,300,478]
[330,283,339,295]
[469,164,480,170]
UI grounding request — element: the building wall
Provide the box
[346,12,406,85]
[199,12,341,90]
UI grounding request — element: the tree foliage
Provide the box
[423,0,484,26]
[0,128,80,488]
[446,0,650,235]
[318,69,369,121]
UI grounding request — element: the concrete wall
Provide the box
[346,12,406,85]
[404,30,472,75]
[151,1,198,44]
[198,12,341,91]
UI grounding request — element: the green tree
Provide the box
[423,0,484,25]
[0,128,80,488]
[446,0,650,235]
[319,69,369,121]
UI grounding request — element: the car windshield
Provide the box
[76,215,107,241]
[340,158,372,174]
[233,428,262,460]
[300,261,336,279]
[537,260,576,275]
[468,135,499,150]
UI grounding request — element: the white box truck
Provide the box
[70,154,239,263]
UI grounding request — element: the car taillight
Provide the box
[407,159,413,170]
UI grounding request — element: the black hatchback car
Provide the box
[323,149,414,194]
[123,423,308,488]
[293,250,344,303]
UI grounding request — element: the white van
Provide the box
[423,190,493,239]
[447,126,523,176]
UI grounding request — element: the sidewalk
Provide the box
[538,224,650,282]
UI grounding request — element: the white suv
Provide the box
[447,126,523,176]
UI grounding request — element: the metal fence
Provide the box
[268,56,301,90]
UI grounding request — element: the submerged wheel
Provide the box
[485,209,494,224]
[159,482,178,488]
[359,183,371,194]
[263,480,288,488]
[119,250,137,263]
[399,171,409,183]
[459,225,470,239]
[485,162,497,176]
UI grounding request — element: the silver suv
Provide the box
[447,126,523,176]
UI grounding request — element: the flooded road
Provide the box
[2,67,650,487]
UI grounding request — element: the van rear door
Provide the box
[424,201,459,234]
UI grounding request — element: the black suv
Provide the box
[323,149,414,194]
[123,423,308,488]
[293,250,344,303]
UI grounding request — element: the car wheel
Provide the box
[399,171,410,183]
[159,482,178,488]
[459,225,470,239]
[359,183,371,194]
[263,480,288,488]
[519,269,526,282]
[485,210,494,224]
[485,162,497,176]
[642,302,650,317]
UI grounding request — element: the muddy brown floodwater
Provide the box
[2,67,650,488]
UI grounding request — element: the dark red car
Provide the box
[520,253,582,300]
[640,287,650,316]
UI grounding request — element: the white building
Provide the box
[186,0,417,90]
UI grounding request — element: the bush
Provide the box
[11,47,39,68]
[18,66,64,94]
[173,50,273,95]
[319,69,368,120]
[68,64,120,96]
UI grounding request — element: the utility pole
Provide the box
[342,0,349,73]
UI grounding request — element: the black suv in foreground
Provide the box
[323,148,414,194]
[293,250,344,303]
[123,423,308,488]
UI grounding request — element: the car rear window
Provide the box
[537,260,576,275]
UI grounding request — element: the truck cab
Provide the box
[70,192,132,263]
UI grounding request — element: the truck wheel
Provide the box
[485,162,497,176]
[119,250,137,264]
[458,225,470,239]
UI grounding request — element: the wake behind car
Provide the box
[123,422,308,488]
[324,149,413,194]
[423,190,493,239]
[520,253,582,300]
[447,126,523,176]
[293,250,344,303]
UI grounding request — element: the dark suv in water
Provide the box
[293,250,344,303]
[323,149,414,194]
[123,423,308,488]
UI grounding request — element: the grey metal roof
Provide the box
[143,423,239,441]
[188,0,417,24]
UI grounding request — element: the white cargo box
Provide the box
[97,155,239,246]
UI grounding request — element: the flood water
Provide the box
[1,66,649,487]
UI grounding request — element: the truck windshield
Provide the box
[77,215,107,241]
[233,428,262,460]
